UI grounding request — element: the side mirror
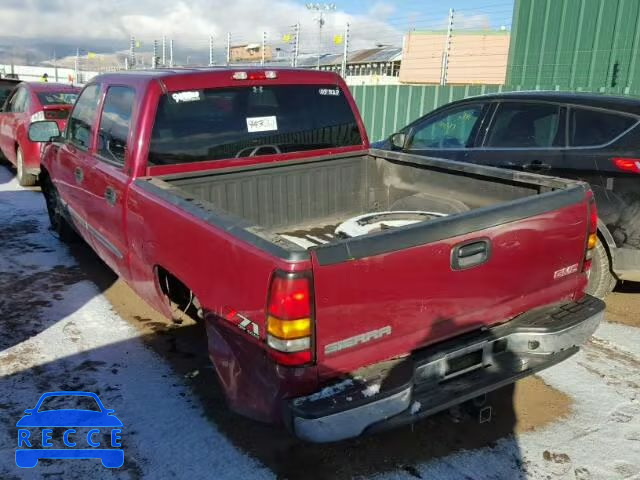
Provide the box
[390,132,406,150]
[28,120,60,142]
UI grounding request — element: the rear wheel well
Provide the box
[156,266,202,321]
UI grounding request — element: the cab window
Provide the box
[67,84,101,149]
[486,102,563,148]
[97,86,135,166]
[407,104,485,150]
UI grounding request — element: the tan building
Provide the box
[229,44,273,63]
[399,31,510,85]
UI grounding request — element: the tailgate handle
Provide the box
[452,240,490,270]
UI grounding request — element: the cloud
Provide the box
[0,0,401,57]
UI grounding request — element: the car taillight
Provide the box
[30,111,45,123]
[44,109,69,120]
[583,190,598,272]
[266,271,313,366]
[612,157,640,174]
[232,71,277,81]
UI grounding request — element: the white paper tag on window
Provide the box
[246,116,278,133]
[171,91,200,103]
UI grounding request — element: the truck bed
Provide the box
[144,149,581,254]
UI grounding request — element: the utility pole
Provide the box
[152,40,159,68]
[209,35,214,66]
[292,23,300,67]
[162,35,167,66]
[440,8,454,85]
[306,3,336,70]
[226,32,231,66]
[129,35,136,68]
[74,48,80,84]
[169,39,174,67]
[341,22,350,78]
[261,31,267,66]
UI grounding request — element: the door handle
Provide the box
[523,161,551,172]
[452,240,491,270]
[105,186,117,206]
[74,167,83,183]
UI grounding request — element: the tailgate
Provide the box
[310,187,589,377]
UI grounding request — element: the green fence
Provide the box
[349,83,640,142]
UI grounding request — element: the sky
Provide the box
[0,0,515,65]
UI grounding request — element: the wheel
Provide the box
[41,174,79,243]
[16,147,38,186]
[586,239,616,299]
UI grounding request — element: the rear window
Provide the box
[37,92,78,106]
[148,85,363,165]
[570,107,637,147]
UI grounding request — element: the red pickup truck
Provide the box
[29,68,604,442]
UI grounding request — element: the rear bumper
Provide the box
[287,295,604,443]
[613,247,640,282]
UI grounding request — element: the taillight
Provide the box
[583,190,598,272]
[44,109,69,120]
[232,71,277,81]
[266,271,313,366]
[612,157,640,174]
[30,111,45,123]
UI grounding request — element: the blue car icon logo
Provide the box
[16,391,123,468]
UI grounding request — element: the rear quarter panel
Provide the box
[125,182,318,421]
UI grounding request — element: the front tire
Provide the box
[16,147,38,187]
[586,240,616,299]
[41,174,79,243]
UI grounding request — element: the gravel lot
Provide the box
[0,165,638,479]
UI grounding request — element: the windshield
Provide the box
[37,92,78,106]
[148,84,363,165]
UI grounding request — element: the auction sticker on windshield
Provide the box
[247,116,278,132]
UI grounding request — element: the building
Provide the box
[229,44,273,63]
[400,30,510,85]
[303,47,403,85]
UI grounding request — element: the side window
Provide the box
[67,84,101,149]
[570,108,637,147]
[97,86,135,165]
[8,88,26,113]
[408,105,485,150]
[486,102,562,148]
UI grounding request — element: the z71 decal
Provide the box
[222,307,260,338]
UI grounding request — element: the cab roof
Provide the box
[90,67,342,89]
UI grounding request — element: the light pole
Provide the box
[306,3,336,70]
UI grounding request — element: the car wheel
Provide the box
[16,147,38,187]
[586,239,616,299]
[41,174,79,243]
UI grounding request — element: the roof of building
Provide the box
[296,47,402,68]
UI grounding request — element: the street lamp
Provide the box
[306,3,336,70]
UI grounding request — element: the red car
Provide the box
[0,82,79,185]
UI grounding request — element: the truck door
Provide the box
[80,85,136,276]
[53,84,102,241]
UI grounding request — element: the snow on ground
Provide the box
[0,170,272,479]
[0,165,639,480]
